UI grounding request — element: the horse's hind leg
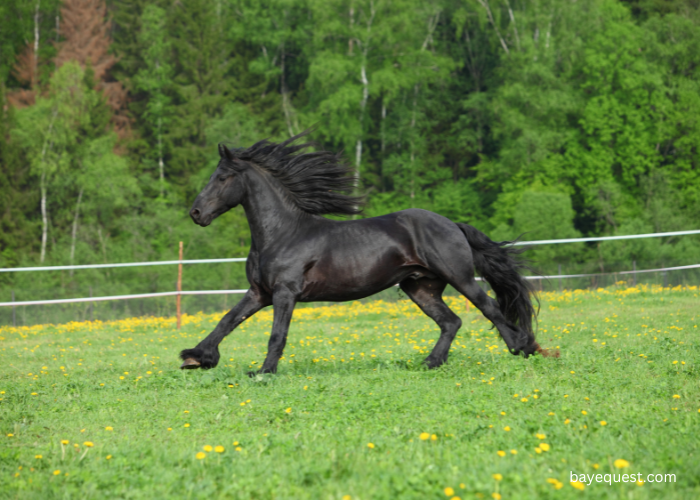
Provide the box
[453,278,529,354]
[400,278,462,369]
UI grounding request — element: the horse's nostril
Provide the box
[190,208,201,220]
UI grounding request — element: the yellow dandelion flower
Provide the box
[235,446,242,451]
[285,407,292,413]
[184,423,190,428]
[431,434,438,441]
[535,447,542,454]
[510,449,517,455]
[564,419,570,424]
[521,398,528,403]
[536,433,546,440]
[195,452,206,460]
[581,410,587,415]
[342,496,351,500]
[636,480,644,486]
[105,426,113,431]
[367,443,375,449]
[614,459,630,468]
[497,450,506,457]
[203,445,213,452]
[444,487,455,496]
[548,412,555,416]
[214,446,224,453]
[571,481,585,490]
[35,455,42,459]
[540,443,550,451]
[593,464,599,469]
[673,394,681,399]
[53,470,61,476]
[492,473,503,481]
[61,439,68,445]
[600,421,607,426]
[492,493,502,500]
[503,426,511,432]
[83,441,94,447]
[106,455,112,460]
[419,432,430,441]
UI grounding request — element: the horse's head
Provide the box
[190,144,247,227]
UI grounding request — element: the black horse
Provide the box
[181,132,547,374]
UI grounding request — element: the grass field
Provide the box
[1,284,699,499]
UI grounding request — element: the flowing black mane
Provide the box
[228,131,363,216]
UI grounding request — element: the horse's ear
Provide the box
[218,143,234,161]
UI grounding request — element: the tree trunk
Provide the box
[40,170,48,263]
[157,117,164,197]
[409,84,419,203]
[356,63,369,177]
[33,1,40,88]
[355,2,375,185]
[477,0,509,54]
[69,187,83,276]
[39,109,58,263]
[280,42,298,137]
[505,0,520,51]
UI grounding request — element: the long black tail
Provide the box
[458,224,540,351]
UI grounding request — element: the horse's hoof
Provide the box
[180,358,201,369]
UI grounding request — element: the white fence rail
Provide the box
[1,229,699,309]
[0,258,247,273]
[511,229,700,246]
[0,290,249,308]
[1,229,698,274]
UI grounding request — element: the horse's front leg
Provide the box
[180,289,270,369]
[250,287,296,376]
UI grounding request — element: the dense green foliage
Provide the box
[1,286,699,498]
[2,0,700,316]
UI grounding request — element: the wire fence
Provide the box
[1,229,699,327]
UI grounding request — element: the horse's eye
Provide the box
[218,176,226,182]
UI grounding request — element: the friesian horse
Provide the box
[181,132,549,374]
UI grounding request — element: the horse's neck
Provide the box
[241,169,307,250]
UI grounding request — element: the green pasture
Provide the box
[1,285,698,499]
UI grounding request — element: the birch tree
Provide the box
[13,62,94,262]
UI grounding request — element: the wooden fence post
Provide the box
[177,241,183,329]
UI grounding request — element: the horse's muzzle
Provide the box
[190,208,211,226]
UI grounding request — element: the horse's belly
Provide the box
[298,264,430,302]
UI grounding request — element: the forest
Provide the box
[1,0,700,320]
